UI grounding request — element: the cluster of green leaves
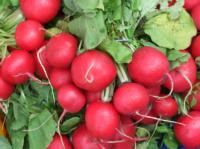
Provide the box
[0,0,19,11]
[4,81,82,149]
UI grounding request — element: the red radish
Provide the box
[20,0,61,24]
[50,68,72,90]
[128,46,169,87]
[15,20,45,51]
[113,116,135,149]
[0,72,14,100]
[71,50,117,92]
[47,134,72,149]
[164,54,196,92]
[132,108,157,125]
[184,0,200,10]
[85,101,120,140]
[191,4,200,31]
[85,91,101,103]
[190,35,200,58]
[174,111,200,149]
[152,96,178,118]
[46,33,77,68]
[33,48,52,79]
[72,124,106,149]
[188,83,200,110]
[1,50,35,84]
[113,83,150,115]
[57,84,86,113]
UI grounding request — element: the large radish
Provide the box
[85,101,120,140]
[71,50,117,92]
[1,50,35,84]
[20,0,61,24]
[46,33,78,68]
[128,46,170,87]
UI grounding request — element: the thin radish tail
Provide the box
[84,63,94,83]
[150,73,174,99]
[15,73,49,85]
[135,111,185,126]
[57,110,67,149]
[133,108,151,125]
[37,46,56,104]
[179,71,194,118]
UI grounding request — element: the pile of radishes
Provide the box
[2,0,200,149]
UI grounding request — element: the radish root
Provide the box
[85,63,94,83]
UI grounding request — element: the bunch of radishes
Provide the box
[1,0,200,149]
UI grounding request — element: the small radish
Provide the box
[113,83,150,115]
[20,0,61,24]
[46,33,78,68]
[128,46,169,87]
[33,47,52,79]
[47,134,72,149]
[190,35,200,58]
[184,0,200,10]
[85,101,120,140]
[15,20,45,51]
[174,111,200,149]
[132,108,157,125]
[57,84,86,113]
[85,91,101,103]
[1,50,35,84]
[0,72,14,100]
[152,96,178,118]
[72,124,110,149]
[191,4,200,31]
[71,50,117,92]
[113,116,135,149]
[164,53,196,92]
[50,68,72,90]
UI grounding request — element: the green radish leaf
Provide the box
[28,109,56,149]
[68,11,107,49]
[74,0,104,10]
[144,9,197,50]
[98,37,132,63]
[163,131,179,149]
[136,138,159,149]
[167,50,190,69]
[61,117,81,133]
[0,137,12,149]
[157,125,169,133]
[190,97,197,108]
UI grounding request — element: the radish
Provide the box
[50,68,72,90]
[190,35,200,58]
[1,50,36,84]
[113,83,150,115]
[47,134,72,149]
[85,91,101,103]
[164,53,196,92]
[113,116,135,149]
[191,4,200,31]
[168,0,176,6]
[152,96,178,118]
[15,20,45,51]
[20,0,61,24]
[72,124,111,149]
[0,72,14,100]
[46,33,78,68]
[57,84,86,113]
[71,50,117,92]
[174,111,200,148]
[184,0,200,10]
[33,47,52,79]
[132,108,157,125]
[85,101,120,140]
[128,46,170,87]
